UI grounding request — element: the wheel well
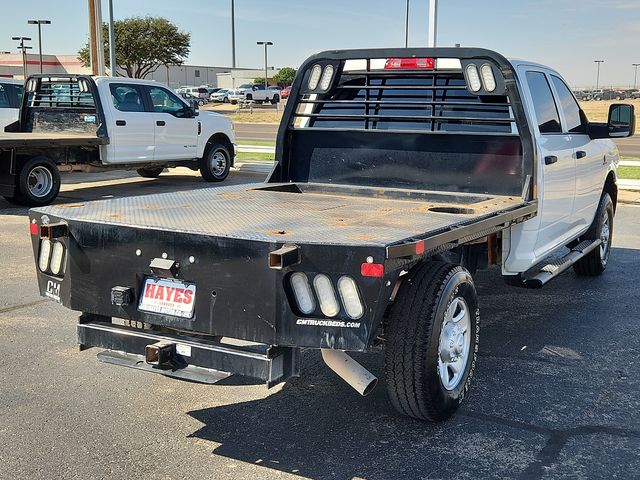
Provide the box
[604,171,617,211]
[205,133,234,166]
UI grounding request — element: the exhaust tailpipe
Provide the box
[321,349,378,396]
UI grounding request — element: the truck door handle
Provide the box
[544,155,558,165]
[156,120,166,126]
[576,150,587,159]
[115,120,126,126]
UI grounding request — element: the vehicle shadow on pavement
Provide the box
[187,248,640,480]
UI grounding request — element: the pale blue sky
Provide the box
[1,0,639,87]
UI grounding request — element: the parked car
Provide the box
[0,78,23,131]
[210,89,231,103]
[227,89,245,104]
[574,90,592,101]
[590,89,626,101]
[630,90,640,100]
[179,91,207,107]
[236,84,281,104]
[176,86,210,99]
[281,86,292,99]
[0,75,235,205]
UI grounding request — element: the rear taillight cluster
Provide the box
[289,272,364,320]
[31,219,68,277]
[38,238,66,276]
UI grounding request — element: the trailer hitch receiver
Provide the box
[269,244,300,269]
[145,341,175,366]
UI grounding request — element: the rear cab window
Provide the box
[525,71,562,134]
[110,84,145,112]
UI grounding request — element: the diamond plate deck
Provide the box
[34,183,526,247]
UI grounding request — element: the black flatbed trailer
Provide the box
[28,47,545,421]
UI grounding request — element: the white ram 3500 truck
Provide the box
[0,78,23,131]
[0,75,236,206]
[28,49,635,421]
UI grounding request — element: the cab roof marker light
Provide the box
[384,57,435,70]
[466,64,482,92]
[343,59,367,72]
[435,58,462,70]
[319,65,335,91]
[370,59,387,70]
[308,64,322,90]
[481,64,497,92]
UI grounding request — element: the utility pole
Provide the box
[107,0,116,75]
[427,0,438,47]
[633,63,640,90]
[594,60,604,90]
[231,0,236,68]
[87,0,106,76]
[27,20,51,73]
[404,0,409,47]
[256,41,272,89]
[12,37,32,79]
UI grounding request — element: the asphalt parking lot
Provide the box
[1,170,639,480]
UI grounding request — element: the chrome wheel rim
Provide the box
[437,297,471,391]
[210,150,227,177]
[28,166,53,198]
[600,211,611,264]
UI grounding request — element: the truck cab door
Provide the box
[521,69,577,257]
[547,75,610,233]
[107,84,155,163]
[146,86,197,162]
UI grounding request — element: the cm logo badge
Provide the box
[45,280,61,302]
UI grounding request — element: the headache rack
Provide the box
[291,60,516,135]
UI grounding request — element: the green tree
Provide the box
[253,77,266,85]
[78,16,190,78]
[273,67,297,86]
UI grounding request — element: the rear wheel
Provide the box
[136,167,164,178]
[384,261,479,421]
[15,156,61,206]
[200,143,231,182]
[271,94,280,105]
[573,192,614,276]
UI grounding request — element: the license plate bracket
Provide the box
[138,277,196,319]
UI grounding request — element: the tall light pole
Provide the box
[12,36,32,79]
[427,0,438,47]
[107,0,116,75]
[404,0,410,47]
[633,63,640,90]
[27,19,51,73]
[594,60,604,90]
[231,0,236,68]
[256,41,272,89]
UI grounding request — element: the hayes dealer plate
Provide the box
[138,277,196,319]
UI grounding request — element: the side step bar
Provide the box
[505,239,601,289]
[77,321,301,387]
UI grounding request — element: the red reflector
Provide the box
[361,263,384,277]
[29,222,38,235]
[385,57,435,69]
[415,240,425,255]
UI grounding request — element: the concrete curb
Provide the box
[233,161,274,173]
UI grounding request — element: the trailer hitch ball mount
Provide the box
[145,341,175,366]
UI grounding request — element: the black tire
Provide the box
[15,156,61,207]
[199,143,231,182]
[223,97,229,103]
[384,261,479,421]
[136,167,164,178]
[271,94,280,105]
[573,193,614,276]
[245,93,253,101]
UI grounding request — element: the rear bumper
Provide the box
[78,317,301,387]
